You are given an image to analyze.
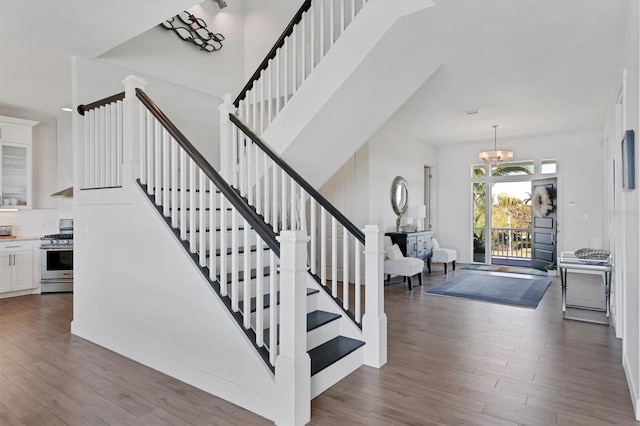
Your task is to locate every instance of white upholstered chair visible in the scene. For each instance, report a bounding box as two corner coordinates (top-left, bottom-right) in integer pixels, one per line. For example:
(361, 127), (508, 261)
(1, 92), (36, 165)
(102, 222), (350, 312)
(431, 238), (457, 274)
(383, 236), (424, 290)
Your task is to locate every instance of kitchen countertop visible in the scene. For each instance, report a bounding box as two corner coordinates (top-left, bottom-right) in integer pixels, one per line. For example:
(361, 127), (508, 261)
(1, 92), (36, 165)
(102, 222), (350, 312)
(0, 235), (42, 242)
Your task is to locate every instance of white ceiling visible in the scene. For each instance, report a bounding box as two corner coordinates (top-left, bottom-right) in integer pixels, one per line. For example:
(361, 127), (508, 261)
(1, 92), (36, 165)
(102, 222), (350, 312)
(0, 0), (630, 144)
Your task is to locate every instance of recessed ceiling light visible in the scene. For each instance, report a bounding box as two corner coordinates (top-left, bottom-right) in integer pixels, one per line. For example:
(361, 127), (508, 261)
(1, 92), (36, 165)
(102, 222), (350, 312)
(465, 109), (480, 115)
(61, 107), (73, 112)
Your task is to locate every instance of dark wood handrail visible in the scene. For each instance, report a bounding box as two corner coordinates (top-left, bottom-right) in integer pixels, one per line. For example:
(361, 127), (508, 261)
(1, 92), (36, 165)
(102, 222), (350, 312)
(233, 0), (313, 107)
(136, 89), (281, 257)
(229, 114), (365, 244)
(77, 92), (125, 116)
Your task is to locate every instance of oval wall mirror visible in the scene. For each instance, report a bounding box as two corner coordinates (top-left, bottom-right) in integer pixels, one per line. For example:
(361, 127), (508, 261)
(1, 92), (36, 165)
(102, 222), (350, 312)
(391, 176), (409, 216)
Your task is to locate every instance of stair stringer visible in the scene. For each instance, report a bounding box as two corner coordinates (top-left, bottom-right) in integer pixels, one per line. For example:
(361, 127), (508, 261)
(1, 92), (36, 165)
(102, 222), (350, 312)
(70, 184), (279, 422)
(262, 0), (443, 188)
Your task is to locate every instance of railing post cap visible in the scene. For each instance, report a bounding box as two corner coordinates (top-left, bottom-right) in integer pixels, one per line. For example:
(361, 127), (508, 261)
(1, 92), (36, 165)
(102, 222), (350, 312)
(364, 225), (380, 233)
(276, 230), (311, 243)
(122, 75), (148, 88)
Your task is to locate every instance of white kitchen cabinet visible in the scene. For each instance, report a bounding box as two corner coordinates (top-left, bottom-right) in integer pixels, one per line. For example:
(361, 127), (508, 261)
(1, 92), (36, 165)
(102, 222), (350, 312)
(0, 116), (38, 209)
(0, 242), (34, 294)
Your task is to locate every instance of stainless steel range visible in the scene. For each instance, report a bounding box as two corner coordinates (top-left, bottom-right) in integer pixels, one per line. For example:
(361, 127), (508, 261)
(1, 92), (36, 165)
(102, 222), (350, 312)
(40, 219), (73, 293)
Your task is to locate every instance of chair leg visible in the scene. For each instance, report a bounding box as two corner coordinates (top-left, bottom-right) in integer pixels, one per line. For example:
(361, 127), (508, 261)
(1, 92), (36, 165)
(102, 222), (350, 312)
(418, 272), (423, 287)
(407, 276), (413, 290)
(427, 259), (432, 274)
(452, 260), (456, 270)
(444, 263), (448, 274)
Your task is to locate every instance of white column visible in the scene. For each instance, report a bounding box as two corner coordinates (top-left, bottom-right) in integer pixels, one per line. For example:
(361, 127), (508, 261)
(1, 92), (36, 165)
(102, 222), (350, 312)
(362, 225), (387, 368)
(275, 230), (311, 426)
(121, 75), (148, 187)
(219, 93), (236, 181)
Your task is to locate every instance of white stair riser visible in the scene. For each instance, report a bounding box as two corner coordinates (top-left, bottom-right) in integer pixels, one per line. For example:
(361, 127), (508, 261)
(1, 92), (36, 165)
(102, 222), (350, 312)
(306, 291), (318, 314)
(310, 346), (364, 399)
(224, 279), (274, 300)
(186, 229), (256, 249)
(307, 320), (340, 352)
(214, 249), (271, 272)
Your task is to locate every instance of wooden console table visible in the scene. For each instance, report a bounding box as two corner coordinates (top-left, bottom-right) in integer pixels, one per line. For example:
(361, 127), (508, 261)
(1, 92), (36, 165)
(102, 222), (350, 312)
(385, 230), (433, 273)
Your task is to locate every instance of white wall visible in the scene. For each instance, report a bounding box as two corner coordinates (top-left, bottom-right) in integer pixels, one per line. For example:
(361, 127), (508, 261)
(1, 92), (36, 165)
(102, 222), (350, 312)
(99, 1), (246, 98)
(73, 57), (222, 170)
(243, 0), (302, 79)
(601, 0), (640, 418)
(320, 120), (438, 232)
(71, 185), (277, 421)
(438, 132), (604, 263)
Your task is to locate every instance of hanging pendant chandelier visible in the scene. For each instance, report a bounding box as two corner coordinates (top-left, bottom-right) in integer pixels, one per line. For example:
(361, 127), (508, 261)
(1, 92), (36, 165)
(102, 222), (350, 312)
(479, 124), (513, 165)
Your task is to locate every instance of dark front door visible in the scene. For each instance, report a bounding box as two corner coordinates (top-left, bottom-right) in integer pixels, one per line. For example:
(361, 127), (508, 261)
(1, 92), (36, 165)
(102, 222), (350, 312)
(531, 178), (557, 270)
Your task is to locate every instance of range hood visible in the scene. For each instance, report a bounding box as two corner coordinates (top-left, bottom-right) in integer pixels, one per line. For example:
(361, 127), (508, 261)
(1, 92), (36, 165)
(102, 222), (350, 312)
(51, 187), (74, 198)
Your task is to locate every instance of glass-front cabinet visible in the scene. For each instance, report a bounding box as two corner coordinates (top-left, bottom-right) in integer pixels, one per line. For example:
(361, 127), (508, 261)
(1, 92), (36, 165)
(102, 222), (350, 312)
(0, 116), (37, 209)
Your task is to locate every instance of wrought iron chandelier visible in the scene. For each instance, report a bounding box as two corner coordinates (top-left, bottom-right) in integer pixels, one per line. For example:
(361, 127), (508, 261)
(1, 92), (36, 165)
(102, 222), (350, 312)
(479, 124), (513, 166)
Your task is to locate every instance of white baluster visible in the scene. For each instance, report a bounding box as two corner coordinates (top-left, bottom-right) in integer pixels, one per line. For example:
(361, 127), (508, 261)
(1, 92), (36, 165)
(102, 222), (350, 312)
(269, 251), (277, 365)
(209, 180), (216, 282)
(105, 105), (112, 187)
(320, 208), (326, 286)
(239, 136), (246, 197)
(171, 138), (178, 228)
(231, 207), (239, 311)
(351, 0), (356, 21)
(162, 129), (170, 213)
(301, 10), (306, 81)
(260, 71), (265, 134)
(247, 139), (253, 205)
(272, 161), (278, 232)
(263, 152), (269, 224)
(85, 109), (92, 188)
(252, 83), (258, 132)
(293, 23), (298, 92)
(267, 62), (273, 125)
(146, 111), (154, 194)
(180, 148), (187, 240)
(311, 3), (316, 68)
(343, 227), (349, 309)
(355, 238), (361, 323)
(220, 195), (228, 297)
(300, 188), (306, 231)
(232, 125), (239, 188)
(310, 199), (316, 275)
(189, 158), (196, 253)
(276, 51), (281, 114)
(99, 106), (106, 188)
(281, 169), (287, 230)
(284, 39), (289, 106)
(154, 121), (162, 204)
(256, 233), (264, 346)
(330, 0), (335, 46)
(255, 144), (261, 215)
(340, 0), (345, 33)
(243, 218), (250, 329)
(199, 170), (206, 267)
(290, 180), (296, 229)
(116, 101), (123, 186)
(331, 216), (337, 297)
(320, 0), (326, 57)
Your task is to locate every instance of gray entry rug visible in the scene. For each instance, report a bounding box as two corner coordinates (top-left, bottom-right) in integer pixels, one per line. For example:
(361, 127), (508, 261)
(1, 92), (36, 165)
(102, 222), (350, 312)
(426, 273), (551, 308)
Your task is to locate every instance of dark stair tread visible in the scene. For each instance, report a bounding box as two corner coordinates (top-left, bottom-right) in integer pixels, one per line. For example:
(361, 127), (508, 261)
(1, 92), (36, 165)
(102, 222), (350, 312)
(307, 310), (341, 332)
(309, 336), (365, 376)
(188, 227), (247, 233)
(152, 187), (219, 193)
(210, 245), (270, 257)
(226, 266), (275, 285)
(238, 288), (319, 314)
(263, 310), (341, 345)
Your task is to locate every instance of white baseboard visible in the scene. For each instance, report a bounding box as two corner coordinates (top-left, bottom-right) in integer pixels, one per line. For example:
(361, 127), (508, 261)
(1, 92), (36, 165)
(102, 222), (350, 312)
(623, 351), (640, 420)
(70, 320), (275, 422)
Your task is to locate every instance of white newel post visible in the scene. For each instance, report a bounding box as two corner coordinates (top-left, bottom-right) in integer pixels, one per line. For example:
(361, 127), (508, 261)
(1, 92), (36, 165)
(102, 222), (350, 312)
(362, 225), (387, 368)
(275, 230), (311, 426)
(219, 93), (235, 182)
(122, 75), (148, 187)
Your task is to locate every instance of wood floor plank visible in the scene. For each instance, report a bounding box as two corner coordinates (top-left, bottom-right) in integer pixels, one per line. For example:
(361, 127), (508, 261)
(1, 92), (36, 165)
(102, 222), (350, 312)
(0, 376), (45, 418)
(0, 271), (636, 425)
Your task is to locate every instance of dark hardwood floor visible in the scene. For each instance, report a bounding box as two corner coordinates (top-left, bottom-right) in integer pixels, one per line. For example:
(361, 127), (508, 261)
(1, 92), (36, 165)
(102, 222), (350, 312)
(0, 268), (636, 425)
